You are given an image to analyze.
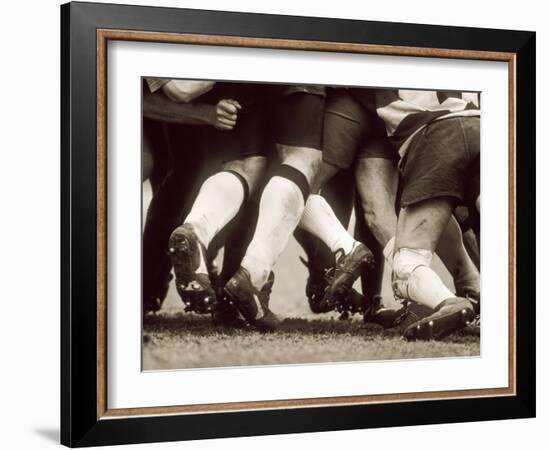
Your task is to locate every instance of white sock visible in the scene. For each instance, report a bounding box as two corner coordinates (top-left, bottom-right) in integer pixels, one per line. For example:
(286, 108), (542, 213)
(298, 194), (355, 255)
(393, 248), (454, 309)
(185, 172), (245, 274)
(242, 176), (305, 289)
(383, 236), (395, 266)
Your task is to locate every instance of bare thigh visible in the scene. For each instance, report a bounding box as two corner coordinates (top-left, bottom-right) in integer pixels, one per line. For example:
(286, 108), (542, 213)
(395, 197), (455, 252)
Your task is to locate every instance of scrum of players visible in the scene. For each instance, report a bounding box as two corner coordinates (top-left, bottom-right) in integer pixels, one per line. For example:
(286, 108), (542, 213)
(142, 78), (481, 341)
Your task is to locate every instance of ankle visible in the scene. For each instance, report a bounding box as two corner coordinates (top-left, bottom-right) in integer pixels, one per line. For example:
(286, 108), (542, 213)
(241, 257), (270, 290)
(184, 220), (209, 248)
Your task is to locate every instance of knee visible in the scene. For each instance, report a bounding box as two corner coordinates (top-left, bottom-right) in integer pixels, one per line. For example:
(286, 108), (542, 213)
(306, 159), (324, 193)
(279, 145), (322, 185)
(242, 156), (268, 175)
(242, 159), (268, 193)
(392, 248), (433, 299)
(222, 157), (267, 195)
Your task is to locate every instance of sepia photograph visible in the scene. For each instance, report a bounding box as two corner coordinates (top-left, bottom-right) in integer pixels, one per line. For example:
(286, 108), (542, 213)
(141, 79), (481, 370)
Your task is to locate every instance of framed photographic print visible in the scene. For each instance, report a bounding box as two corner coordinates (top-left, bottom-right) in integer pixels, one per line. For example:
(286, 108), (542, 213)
(61, 1), (536, 447)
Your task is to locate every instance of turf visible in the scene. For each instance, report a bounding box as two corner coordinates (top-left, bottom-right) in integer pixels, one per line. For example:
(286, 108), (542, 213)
(143, 309), (480, 370)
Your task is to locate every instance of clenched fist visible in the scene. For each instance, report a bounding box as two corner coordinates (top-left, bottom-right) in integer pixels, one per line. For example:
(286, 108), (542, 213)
(211, 99), (242, 130)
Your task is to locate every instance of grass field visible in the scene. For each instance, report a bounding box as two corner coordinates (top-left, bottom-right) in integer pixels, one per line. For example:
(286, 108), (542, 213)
(142, 184), (480, 371)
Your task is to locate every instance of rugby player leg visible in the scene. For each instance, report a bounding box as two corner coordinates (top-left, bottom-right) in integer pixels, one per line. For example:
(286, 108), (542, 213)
(453, 206), (480, 270)
(354, 156), (402, 322)
(169, 90), (269, 314)
(435, 215), (480, 311)
(354, 199), (386, 319)
(206, 152), (272, 327)
(298, 89), (376, 312)
(223, 144), (317, 331)
(294, 168), (356, 314)
(393, 197), (463, 317)
(463, 227), (480, 270)
(142, 119), (160, 313)
(394, 117), (479, 341)
(224, 89), (326, 331)
(143, 83), (246, 315)
(298, 190), (373, 312)
(143, 123), (205, 314)
(244, 142), (322, 283)
(183, 156), (266, 252)
(213, 205), (263, 328)
(380, 214), (481, 331)
(345, 92), (400, 316)
(355, 157), (398, 257)
(440, 142), (482, 322)
(169, 155), (267, 313)
(395, 201), (477, 341)
(319, 169), (366, 317)
(356, 156), (480, 327)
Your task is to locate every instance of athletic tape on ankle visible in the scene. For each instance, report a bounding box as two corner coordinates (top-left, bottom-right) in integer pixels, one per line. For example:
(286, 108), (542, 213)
(274, 164), (310, 202)
(392, 248), (432, 300)
(221, 169), (250, 202)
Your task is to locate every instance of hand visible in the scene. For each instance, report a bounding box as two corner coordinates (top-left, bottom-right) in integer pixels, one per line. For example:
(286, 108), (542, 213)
(212, 99), (241, 130)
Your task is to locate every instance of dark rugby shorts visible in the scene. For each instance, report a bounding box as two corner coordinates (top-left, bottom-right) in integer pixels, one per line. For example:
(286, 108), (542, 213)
(264, 84), (326, 149)
(323, 89), (396, 169)
(203, 83), (326, 161)
(400, 116), (480, 209)
(202, 83), (271, 162)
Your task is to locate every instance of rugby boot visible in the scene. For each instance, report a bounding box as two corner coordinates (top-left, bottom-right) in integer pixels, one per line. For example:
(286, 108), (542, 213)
(335, 288), (369, 319)
(403, 297), (475, 341)
(456, 288), (480, 315)
(211, 286), (247, 328)
(168, 224), (216, 314)
(299, 257), (330, 313)
(224, 268), (279, 332)
(456, 289), (481, 332)
(320, 242), (374, 312)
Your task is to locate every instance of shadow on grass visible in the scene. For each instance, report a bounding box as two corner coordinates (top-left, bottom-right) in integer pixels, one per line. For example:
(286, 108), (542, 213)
(143, 311), (479, 344)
